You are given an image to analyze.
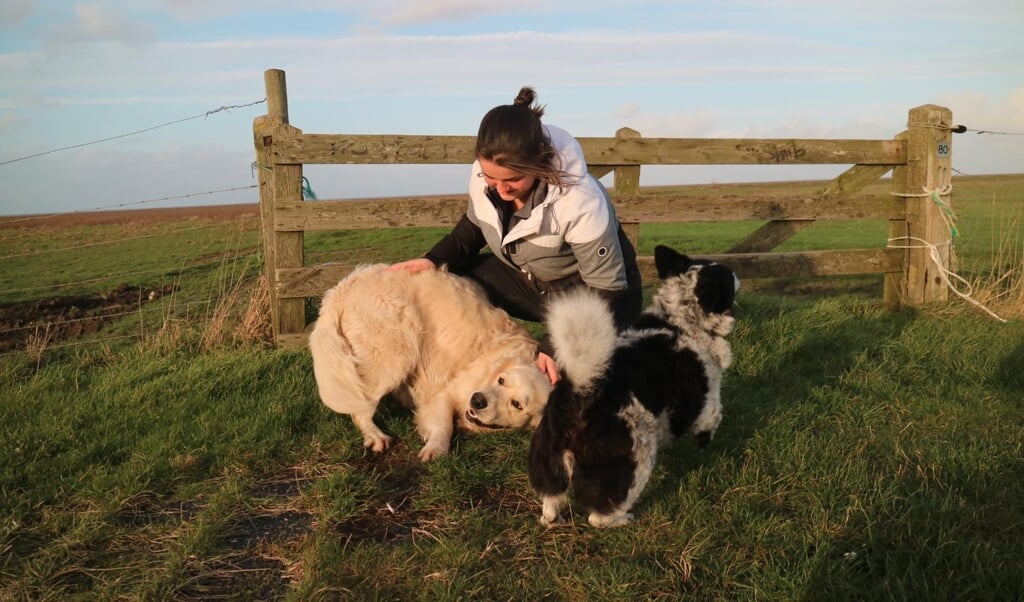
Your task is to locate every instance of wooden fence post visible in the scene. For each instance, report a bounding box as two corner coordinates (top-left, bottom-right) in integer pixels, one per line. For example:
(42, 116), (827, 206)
(613, 127), (641, 250)
(884, 131), (909, 305)
(893, 104), (953, 305)
(612, 127), (641, 195)
(254, 69), (306, 346)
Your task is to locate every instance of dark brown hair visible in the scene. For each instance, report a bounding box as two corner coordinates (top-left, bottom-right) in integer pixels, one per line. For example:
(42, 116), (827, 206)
(475, 87), (572, 187)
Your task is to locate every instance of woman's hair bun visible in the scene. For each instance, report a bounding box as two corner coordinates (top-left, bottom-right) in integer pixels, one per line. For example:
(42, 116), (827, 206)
(513, 87), (536, 106)
(512, 86), (544, 118)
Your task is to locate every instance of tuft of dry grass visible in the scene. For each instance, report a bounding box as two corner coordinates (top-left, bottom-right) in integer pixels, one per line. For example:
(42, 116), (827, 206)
(965, 210), (1024, 321)
(25, 324), (54, 372)
(192, 220), (273, 350)
(237, 273), (273, 346)
(140, 252), (271, 353)
(197, 267), (272, 350)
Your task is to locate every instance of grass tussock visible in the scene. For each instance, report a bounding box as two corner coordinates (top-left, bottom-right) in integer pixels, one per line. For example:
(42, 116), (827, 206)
(967, 209), (1024, 320)
(199, 254), (273, 351)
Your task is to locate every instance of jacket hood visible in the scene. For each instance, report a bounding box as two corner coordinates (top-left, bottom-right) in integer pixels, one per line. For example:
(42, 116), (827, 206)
(544, 124), (588, 196)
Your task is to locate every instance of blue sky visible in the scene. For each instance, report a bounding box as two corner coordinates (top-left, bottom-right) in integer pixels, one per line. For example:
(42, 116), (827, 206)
(0, 0), (1021, 215)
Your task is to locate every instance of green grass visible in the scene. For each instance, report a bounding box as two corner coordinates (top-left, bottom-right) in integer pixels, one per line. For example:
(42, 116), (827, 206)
(0, 217), (262, 304)
(1, 175), (1023, 600)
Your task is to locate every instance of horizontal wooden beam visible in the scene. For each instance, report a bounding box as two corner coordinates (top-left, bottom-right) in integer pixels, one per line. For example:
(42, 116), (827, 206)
(270, 134), (476, 165)
(276, 248), (902, 299)
(611, 192), (903, 222)
(268, 133), (906, 166)
(658, 248), (902, 280)
(277, 262), (371, 299)
(584, 138), (905, 166)
(271, 193), (904, 232)
(273, 196), (466, 231)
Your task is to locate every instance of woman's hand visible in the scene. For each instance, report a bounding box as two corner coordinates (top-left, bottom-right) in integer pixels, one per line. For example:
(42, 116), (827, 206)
(537, 351), (560, 385)
(386, 258), (436, 273)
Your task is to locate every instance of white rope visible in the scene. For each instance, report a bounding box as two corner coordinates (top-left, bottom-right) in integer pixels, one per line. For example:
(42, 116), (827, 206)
(890, 183), (953, 198)
(888, 185), (1007, 323)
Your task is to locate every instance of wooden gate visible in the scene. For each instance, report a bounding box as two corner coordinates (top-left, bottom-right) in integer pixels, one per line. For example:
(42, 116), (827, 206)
(253, 69), (954, 348)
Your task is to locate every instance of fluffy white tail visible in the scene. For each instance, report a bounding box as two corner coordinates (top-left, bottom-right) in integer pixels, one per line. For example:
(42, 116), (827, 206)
(545, 288), (618, 389)
(307, 288), (379, 417)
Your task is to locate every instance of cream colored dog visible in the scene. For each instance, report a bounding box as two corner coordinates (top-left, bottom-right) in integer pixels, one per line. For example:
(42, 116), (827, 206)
(309, 265), (552, 461)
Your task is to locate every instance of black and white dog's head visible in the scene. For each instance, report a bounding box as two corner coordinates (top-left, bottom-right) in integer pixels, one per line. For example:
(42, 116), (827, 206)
(650, 245), (739, 345)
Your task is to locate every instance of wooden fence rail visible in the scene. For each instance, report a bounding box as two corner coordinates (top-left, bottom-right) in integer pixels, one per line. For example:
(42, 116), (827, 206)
(253, 68), (955, 348)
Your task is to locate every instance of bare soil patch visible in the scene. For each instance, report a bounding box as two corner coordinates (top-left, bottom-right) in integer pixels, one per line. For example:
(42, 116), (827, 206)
(0, 282), (179, 353)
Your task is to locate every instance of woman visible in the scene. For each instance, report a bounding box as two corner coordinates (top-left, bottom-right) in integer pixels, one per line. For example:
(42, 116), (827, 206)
(388, 87), (642, 383)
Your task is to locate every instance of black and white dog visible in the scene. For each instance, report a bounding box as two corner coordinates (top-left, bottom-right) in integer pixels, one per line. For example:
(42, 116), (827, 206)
(528, 245), (739, 528)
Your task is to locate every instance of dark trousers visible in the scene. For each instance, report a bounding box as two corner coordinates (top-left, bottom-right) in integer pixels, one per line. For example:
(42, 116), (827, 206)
(458, 254), (548, 322)
(456, 253), (643, 329)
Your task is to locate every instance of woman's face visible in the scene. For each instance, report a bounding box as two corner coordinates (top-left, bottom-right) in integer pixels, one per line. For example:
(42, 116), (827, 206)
(478, 157), (537, 203)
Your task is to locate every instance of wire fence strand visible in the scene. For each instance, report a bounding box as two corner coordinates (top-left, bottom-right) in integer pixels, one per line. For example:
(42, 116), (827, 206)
(0, 100), (266, 167)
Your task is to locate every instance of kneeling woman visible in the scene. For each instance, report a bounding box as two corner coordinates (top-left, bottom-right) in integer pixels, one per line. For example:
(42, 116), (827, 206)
(388, 87), (642, 384)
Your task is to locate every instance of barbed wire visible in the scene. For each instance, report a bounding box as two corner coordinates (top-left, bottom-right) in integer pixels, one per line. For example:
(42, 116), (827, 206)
(4, 333), (144, 357)
(0, 289), (270, 358)
(0, 99), (267, 167)
(0, 284), (264, 338)
(951, 125), (1024, 136)
(0, 100), (275, 358)
(1, 303), (199, 338)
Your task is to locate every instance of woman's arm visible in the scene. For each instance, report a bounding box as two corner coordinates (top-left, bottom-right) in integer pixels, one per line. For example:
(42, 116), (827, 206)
(424, 213), (487, 271)
(387, 213), (485, 273)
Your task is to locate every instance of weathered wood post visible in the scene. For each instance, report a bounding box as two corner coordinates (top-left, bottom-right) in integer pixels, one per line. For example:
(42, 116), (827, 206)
(889, 104), (953, 305)
(613, 127), (641, 250)
(253, 68), (306, 346)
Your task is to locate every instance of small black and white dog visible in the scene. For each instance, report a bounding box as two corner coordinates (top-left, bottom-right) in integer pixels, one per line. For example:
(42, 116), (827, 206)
(528, 245), (739, 528)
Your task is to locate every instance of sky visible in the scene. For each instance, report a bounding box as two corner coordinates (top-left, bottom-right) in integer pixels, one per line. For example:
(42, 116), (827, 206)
(0, 0), (1022, 216)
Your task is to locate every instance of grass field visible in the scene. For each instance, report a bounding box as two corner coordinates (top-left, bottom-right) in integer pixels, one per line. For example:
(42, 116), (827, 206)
(1, 175), (1023, 600)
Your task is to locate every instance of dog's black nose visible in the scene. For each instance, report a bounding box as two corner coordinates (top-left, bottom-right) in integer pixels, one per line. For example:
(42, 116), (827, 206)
(694, 431), (713, 449)
(470, 392), (488, 410)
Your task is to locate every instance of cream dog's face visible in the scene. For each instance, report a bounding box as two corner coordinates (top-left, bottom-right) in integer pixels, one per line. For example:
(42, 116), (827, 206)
(460, 360), (552, 432)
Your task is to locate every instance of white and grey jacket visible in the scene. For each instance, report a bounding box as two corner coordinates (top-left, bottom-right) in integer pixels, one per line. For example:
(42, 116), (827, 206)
(426, 124), (639, 298)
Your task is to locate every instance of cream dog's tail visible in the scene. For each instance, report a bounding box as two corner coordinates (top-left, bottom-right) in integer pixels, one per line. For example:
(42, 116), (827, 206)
(308, 301), (364, 415)
(545, 288), (618, 391)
